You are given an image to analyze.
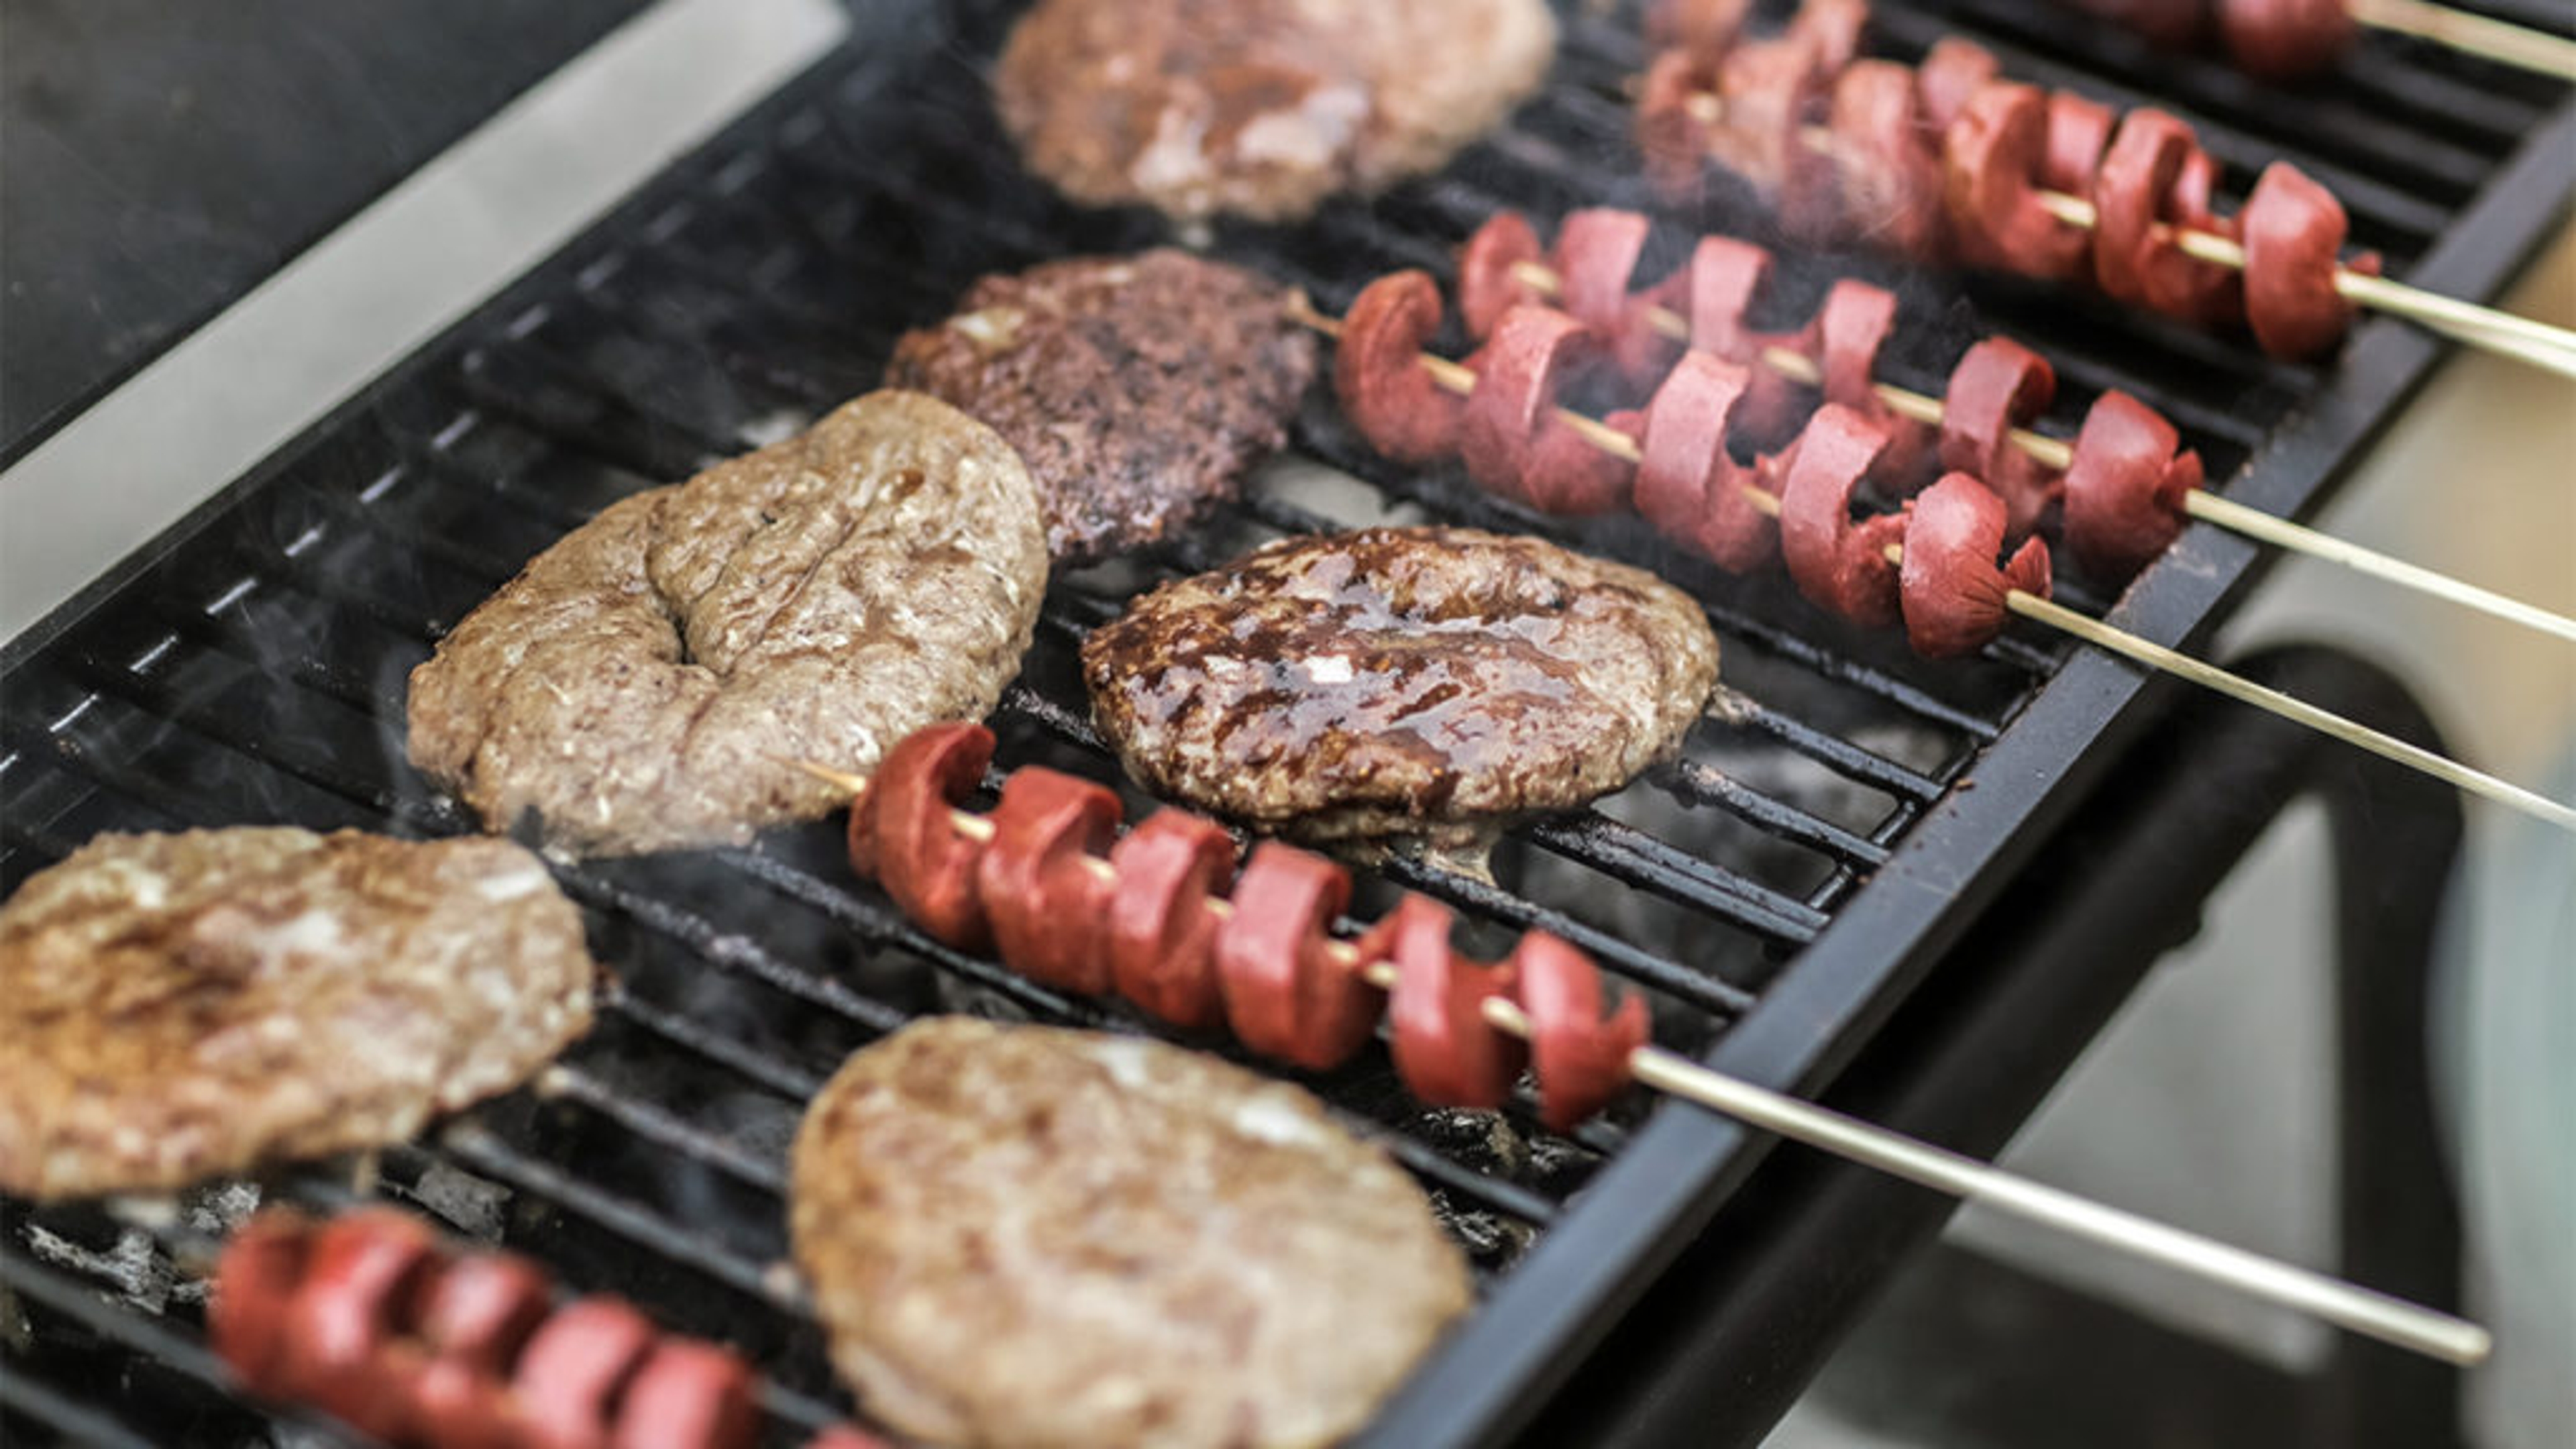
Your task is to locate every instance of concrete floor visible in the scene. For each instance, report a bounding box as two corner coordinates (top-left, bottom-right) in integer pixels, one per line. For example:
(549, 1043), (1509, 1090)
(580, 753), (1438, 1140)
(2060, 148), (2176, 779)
(2, 1), (2567, 1443)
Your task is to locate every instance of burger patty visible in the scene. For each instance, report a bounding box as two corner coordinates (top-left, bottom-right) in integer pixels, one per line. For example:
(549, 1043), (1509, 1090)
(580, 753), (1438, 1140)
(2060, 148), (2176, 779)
(790, 1018), (1470, 1449)
(995, 0), (1558, 225)
(885, 251), (1317, 564)
(407, 390), (1046, 857)
(0, 828), (596, 1201)
(1082, 526), (1722, 852)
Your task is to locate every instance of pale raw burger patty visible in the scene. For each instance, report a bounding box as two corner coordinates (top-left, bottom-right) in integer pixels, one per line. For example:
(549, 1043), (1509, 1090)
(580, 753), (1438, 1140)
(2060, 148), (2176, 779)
(0, 828), (595, 1201)
(1081, 526), (1722, 853)
(407, 390), (1046, 857)
(995, 0), (1558, 225)
(884, 250), (1317, 564)
(792, 1018), (1470, 1449)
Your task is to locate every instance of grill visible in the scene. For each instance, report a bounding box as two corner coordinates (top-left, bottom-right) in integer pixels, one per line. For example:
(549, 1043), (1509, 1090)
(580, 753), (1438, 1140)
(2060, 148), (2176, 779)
(3, 1), (2568, 1445)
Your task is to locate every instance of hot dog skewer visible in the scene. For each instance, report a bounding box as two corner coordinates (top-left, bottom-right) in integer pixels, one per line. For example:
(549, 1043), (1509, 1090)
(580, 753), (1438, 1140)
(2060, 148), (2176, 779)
(205, 1207), (885, 1449)
(1471, 211), (2576, 641)
(1289, 288), (2576, 830)
(1635, 6), (2576, 376)
(2066, 0), (2576, 82)
(2349, 0), (2576, 79)
(788, 725), (2492, 1367)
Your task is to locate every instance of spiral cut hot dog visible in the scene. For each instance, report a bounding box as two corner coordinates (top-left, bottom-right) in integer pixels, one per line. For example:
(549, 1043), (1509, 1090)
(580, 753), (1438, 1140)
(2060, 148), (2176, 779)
(209, 1208), (881, 1449)
(1336, 268), (2100, 657)
(2054, 0), (2358, 82)
(1635, 0), (2381, 358)
(849, 722), (1650, 1132)
(1450, 207), (2206, 578)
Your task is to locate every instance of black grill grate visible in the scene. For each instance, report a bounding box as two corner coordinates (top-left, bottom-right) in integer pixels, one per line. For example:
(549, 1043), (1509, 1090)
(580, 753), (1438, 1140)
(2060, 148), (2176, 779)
(4, 2), (2569, 1445)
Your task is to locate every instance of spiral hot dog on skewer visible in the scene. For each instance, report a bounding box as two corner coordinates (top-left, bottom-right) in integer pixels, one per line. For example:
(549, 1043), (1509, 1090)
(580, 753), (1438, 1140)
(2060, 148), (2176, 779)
(1444, 209), (2211, 575)
(857, 724), (1650, 1133)
(1334, 266), (2162, 659)
(207, 1208), (825, 1449)
(1635, 0), (2378, 358)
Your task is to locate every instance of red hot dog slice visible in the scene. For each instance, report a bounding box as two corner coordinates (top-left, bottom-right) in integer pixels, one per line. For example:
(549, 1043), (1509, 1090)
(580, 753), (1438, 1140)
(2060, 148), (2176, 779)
(1637, 352), (1779, 574)
(977, 768), (1123, 995)
(1106, 808), (1239, 1032)
(2094, 110), (2241, 326)
(1899, 475), (2053, 658)
(1815, 281), (1930, 486)
(1828, 62), (1946, 264)
(1779, 404), (1905, 628)
(2221, 0), (2356, 80)
(411, 1252), (557, 1449)
(1457, 212), (1546, 341)
(1218, 843), (1377, 1071)
(2041, 92), (2115, 197)
(1786, 0), (1869, 78)
(1916, 38), (2000, 140)
(853, 720), (995, 951)
(1680, 236), (1807, 441)
(1711, 40), (1837, 241)
(1462, 306), (1593, 506)
(209, 1210), (318, 1397)
(1554, 208), (1678, 387)
(275, 1210), (445, 1442)
(1646, 0), (1754, 62)
(610, 1339), (761, 1449)
(1379, 895), (1525, 1111)
(511, 1297), (660, 1449)
(1635, 47), (1723, 202)
(2062, 390), (2204, 580)
(1511, 932), (1648, 1132)
(1520, 405), (1642, 516)
(1335, 271), (1467, 464)
(1939, 337), (2063, 539)
(2242, 162), (2372, 358)
(1945, 82), (2092, 281)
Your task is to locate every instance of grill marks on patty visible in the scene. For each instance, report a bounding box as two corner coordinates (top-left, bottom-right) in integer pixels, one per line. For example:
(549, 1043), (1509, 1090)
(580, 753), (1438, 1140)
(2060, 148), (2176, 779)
(791, 1018), (1470, 1449)
(406, 390), (1046, 857)
(885, 251), (1318, 564)
(0, 828), (596, 1201)
(1082, 527), (1723, 855)
(995, 0), (1558, 225)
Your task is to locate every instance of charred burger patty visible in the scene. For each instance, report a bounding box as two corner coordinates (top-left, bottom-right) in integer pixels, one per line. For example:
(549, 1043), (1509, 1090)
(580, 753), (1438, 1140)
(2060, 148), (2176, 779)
(885, 250), (1317, 564)
(1081, 526), (1722, 852)
(791, 1017), (1470, 1449)
(0, 828), (596, 1201)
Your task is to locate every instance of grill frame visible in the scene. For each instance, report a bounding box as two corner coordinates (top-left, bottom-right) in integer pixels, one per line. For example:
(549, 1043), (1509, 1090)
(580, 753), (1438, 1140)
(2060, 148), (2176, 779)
(4, 1), (2571, 1445)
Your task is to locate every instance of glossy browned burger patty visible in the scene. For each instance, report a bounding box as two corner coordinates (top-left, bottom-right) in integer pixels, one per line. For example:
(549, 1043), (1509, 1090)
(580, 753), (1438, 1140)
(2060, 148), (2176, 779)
(885, 250), (1316, 564)
(790, 1018), (1469, 1449)
(407, 390), (1046, 857)
(995, 0), (1558, 225)
(1081, 527), (1721, 852)
(0, 828), (595, 1201)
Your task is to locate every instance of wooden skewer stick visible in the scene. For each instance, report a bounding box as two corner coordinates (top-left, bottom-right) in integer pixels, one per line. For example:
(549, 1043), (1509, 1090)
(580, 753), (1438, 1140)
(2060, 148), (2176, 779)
(2351, 0), (2576, 80)
(785, 756), (2493, 1366)
(1501, 257), (2576, 642)
(1671, 93), (2576, 379)
(1285, 295), (2576, 830)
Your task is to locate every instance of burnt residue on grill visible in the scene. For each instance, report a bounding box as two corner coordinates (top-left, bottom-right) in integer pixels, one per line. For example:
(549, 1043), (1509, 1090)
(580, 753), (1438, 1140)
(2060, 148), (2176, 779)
(6, 0), (2571, 1445)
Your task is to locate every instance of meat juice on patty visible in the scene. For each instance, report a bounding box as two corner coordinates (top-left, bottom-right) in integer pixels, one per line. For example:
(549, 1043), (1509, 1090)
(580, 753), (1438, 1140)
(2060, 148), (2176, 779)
(1082, 526), (1722, 859)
